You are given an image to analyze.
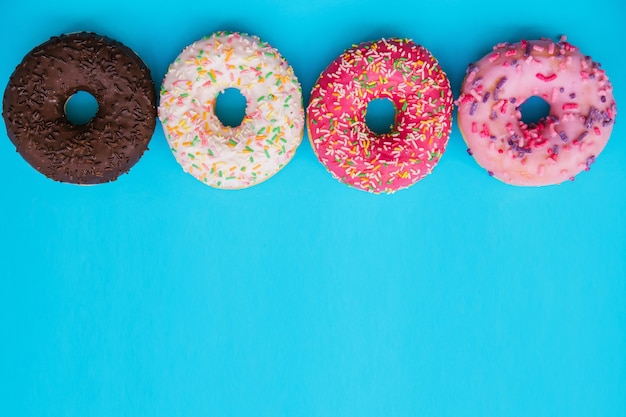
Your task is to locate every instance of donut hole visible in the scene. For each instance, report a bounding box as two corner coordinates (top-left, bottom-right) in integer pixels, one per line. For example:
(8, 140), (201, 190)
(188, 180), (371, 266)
(365, 98), (396, 135)
(215, 88), (247, 128)
(64, 90), (99, 126)
(519, 95), (551, 126)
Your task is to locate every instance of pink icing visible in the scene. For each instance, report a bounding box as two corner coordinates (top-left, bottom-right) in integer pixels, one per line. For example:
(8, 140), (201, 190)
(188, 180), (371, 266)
(307, 38), (453, 194)
(457, 37), (617, 186)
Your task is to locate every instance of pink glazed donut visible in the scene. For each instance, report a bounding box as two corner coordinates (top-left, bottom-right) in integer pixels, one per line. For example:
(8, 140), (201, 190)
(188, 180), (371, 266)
(307, 38), (453, 194)
(457, 37), (617, 186)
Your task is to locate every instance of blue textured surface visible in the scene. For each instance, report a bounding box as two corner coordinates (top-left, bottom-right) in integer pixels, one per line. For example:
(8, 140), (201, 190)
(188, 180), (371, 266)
(1, 1), (625, 416)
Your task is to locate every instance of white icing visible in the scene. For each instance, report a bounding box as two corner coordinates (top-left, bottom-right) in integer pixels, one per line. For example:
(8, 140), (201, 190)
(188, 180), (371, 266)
(159, 32), (304, 189)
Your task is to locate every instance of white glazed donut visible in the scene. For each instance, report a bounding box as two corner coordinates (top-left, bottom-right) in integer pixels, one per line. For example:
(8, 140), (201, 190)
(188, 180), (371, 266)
(159, 31), (304, 189)
(457, 37), (617, 186)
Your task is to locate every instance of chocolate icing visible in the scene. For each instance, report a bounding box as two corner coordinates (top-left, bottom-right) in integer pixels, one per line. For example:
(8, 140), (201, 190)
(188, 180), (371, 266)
(2, 32), (157, 184)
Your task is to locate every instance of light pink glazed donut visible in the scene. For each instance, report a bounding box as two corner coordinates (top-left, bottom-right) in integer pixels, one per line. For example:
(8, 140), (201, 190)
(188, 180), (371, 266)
(457, 37), (617, 186)
(307, 38), (453, 194)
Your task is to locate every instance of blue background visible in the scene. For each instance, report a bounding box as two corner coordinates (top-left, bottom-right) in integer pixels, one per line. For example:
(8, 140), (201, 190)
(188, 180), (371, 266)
(1, 1), (625, 416)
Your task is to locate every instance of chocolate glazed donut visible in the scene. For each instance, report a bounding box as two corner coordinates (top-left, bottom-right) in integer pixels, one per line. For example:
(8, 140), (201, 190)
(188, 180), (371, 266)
(2, 32), (157, 184)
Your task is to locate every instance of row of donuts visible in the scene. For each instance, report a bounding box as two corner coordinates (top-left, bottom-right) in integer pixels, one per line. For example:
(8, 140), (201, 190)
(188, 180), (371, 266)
(2, 31), (617, 193)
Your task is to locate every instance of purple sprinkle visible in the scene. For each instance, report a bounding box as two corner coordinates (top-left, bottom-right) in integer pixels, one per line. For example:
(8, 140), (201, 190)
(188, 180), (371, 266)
(549, 115), (560, 125)
(488, 170), (494, 176)
(466, 63), (478, 74)
(490, 111), (498, 120)
(496, 77), (508, 89)
(489, 135), (497, 140)
(558, 131), (568, 142)
(601, 96), (606, 103)
(467, 148), (473, 156)
(472, 77), (483, 87)
(493, 89), (499, 101)
(559, 87), (565, 93)
(510, 97), (517, 104)
(576, 131), (588, 142)
(524, 43), (531, 57)
(586, 155), (596, 168)
(585, 107), (597, 128)
(470, 101), (478, 116)
(508, 134), (520, 148)
(482, 91), (490, 103)
(569, 93), (576, 99)
(552, 145), (559, 155)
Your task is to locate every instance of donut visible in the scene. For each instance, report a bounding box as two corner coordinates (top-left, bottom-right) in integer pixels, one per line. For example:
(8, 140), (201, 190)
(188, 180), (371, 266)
(2, 32), (157, 184)
(306, 38), (453, 194)
(457, 37), (617, 186)
(158, 31), (304, 189)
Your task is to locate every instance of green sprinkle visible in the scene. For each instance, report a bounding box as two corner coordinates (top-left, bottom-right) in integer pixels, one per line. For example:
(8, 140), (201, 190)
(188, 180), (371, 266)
(264, 149), (271, 159)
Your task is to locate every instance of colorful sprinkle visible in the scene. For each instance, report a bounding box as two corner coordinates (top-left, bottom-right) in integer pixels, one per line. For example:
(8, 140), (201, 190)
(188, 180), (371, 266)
(307, 38), (453, 194)
(158, 32), (304, 189)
